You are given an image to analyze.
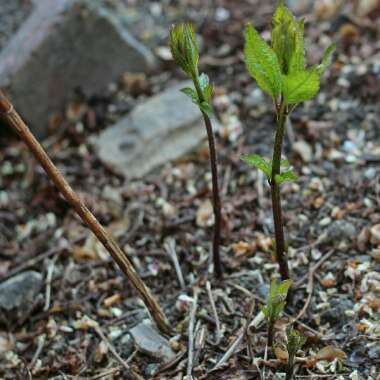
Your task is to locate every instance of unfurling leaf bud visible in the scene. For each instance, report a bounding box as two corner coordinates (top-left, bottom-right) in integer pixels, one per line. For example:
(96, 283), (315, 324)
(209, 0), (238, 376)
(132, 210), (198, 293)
(169, 23), (199, 78)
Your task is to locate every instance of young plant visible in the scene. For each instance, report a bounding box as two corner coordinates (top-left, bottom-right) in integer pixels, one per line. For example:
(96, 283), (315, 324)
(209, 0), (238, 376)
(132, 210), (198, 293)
(285, 326), (306, 380)
(261, 278), (292, 347)
(241, 0), (335, 291)
(169, 23), (223, 278)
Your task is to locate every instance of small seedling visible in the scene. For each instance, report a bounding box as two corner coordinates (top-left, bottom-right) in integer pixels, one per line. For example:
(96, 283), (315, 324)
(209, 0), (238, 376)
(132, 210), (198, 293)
(262, 278), (292, 347)
(285, 326), (306, 380)
(169, 23), (223, 278)
(241, 0), (335, 293)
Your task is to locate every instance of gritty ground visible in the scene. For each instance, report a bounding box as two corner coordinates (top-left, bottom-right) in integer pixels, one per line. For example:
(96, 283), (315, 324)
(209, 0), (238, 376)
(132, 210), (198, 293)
(0, 0), (380, 379)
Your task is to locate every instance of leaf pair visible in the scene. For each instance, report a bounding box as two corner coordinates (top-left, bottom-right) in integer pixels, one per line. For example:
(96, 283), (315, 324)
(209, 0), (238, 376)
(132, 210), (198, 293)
(181, 73), (214, 115)
(241, 154), (297, 184)
(261, 278), (292, 322)
(244, 0), (336, 106)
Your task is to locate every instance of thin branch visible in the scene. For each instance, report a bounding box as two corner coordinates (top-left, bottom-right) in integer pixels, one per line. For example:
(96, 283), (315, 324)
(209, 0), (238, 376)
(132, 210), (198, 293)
(28, 334), (46, 370)
(0, 91), (171, 335)
(93, 323), (142, 380)
(212, 298), (255, 371)
(186, 289), (199, 379)
(164, 238), (186, 289)
(206, 281), (221, 344)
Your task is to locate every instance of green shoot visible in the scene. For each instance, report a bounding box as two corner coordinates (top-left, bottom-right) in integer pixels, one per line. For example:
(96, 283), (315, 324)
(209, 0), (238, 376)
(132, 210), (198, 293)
(169, 23), (222, 278)
(285, 327), (306, 380)
(242, 0), (335, 295)
(262, 278), (292, 347)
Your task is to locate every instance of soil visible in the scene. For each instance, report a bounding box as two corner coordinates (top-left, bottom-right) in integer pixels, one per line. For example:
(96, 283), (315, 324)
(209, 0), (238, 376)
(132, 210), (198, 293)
(0, 0), (379, 379)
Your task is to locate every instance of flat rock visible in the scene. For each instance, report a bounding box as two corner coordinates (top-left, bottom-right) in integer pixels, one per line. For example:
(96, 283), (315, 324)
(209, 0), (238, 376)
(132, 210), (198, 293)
(92, 81), (216, 178)
(0, 0), (33, 50)
(0, 271), (43, 313)
(327, 220), (357, 242)
(130, 322), (174, 361)
(286, 0), (314, 14)
(0, 0), (155, 137)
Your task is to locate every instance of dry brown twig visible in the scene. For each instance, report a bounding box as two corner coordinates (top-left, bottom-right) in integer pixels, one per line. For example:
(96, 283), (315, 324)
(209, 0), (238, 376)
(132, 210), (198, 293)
(0, 90), (171, 335)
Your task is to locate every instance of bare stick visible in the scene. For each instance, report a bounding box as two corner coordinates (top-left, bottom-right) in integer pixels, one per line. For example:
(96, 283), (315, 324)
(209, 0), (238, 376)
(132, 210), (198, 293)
(164, 238), (186, 289)
(43, 255), (58, 312)
(0, 91), (171, 335)
(28, 334), (46, 370)
(90, 367), (121, 380)
(212, 299), (255, 371)
(206, 281), (221, 344)
(186, 289), (199, 379)
(93, 323), (142, 380)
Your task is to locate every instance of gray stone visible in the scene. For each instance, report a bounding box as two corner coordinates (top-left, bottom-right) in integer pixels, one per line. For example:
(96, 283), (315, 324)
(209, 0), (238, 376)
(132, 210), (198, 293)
(286, 0), (314, 14)
(119, 333), (135, 358)
(0, 0), (34, 50)
(320, 296), (354, 325)
(245, 88), (264, 108)
(130, 322), (175, 361)
(326, 220), (357, 243)
(92, 81), (216, 178)
(0, 0), (155, 137)
(0, 271), (43, 312)
(257, 283), (269, 299)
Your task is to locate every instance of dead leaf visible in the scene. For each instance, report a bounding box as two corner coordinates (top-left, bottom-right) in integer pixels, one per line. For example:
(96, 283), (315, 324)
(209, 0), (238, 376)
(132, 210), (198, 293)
(371, 249), (380, 262)
(256, 233), (273, 252)
(339, 24), (359, 47)
(315, 345), (347, 361)
(274, 346), (288, 363)
(231, 241), (256, 256)
(196, 200), (214, 227)
(314, 0), (342, 19)
(370, 224), (380, 244)
(103, 294), (122, 308)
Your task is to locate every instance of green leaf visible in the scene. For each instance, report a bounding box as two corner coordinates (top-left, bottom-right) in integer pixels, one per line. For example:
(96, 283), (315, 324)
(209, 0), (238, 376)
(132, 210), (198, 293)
(244, 23), (282, 99)
(277, 279), (293, 296)
(199, 73), (213, 102)
(169, 23), (199, 77)
(199, 101), (213, 116)
(273, 0), (294, 26)
(275, 169), (298, 184)
(264, 279), (293, 322)
(272, 1), (304, 75)
(241, 154), (272, 179)
(272, 1), (296, 73)
(317, 43), (336, 76)
(283, 69), (320, 104)
(180, 87), (198, 104)
(286, 326), (306, 358)
(288, 19), (305, 73)
(204, 84), (213, 102)
(199, 73), (209, 92)
(264, 278), (290, 320)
